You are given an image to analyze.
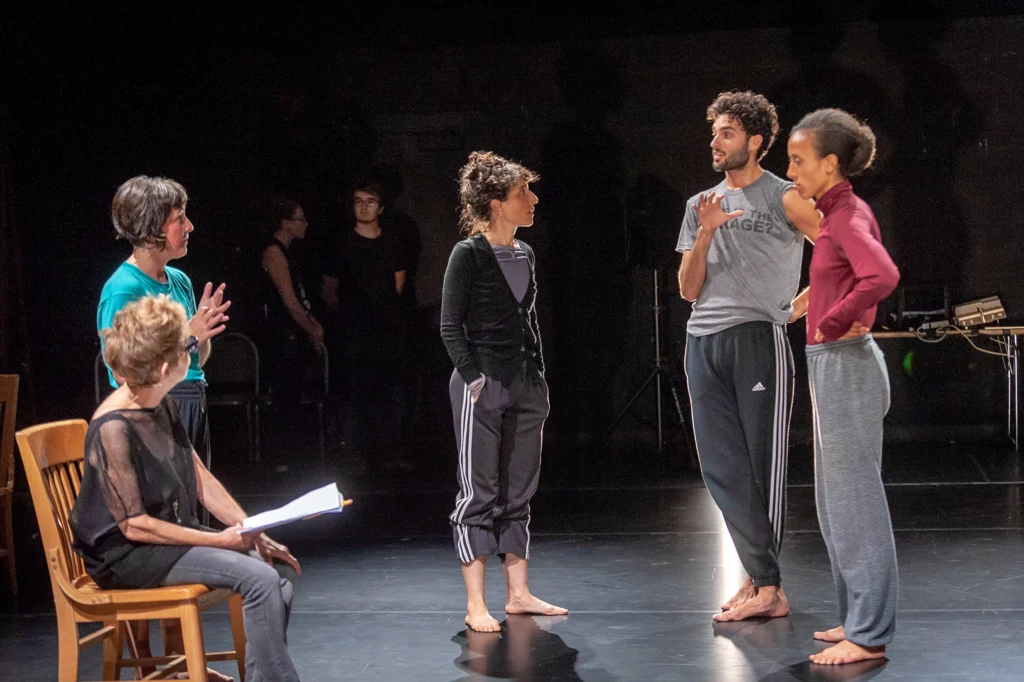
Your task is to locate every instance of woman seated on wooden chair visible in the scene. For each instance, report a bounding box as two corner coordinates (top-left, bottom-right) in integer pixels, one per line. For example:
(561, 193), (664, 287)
(70, 294), (302, 682)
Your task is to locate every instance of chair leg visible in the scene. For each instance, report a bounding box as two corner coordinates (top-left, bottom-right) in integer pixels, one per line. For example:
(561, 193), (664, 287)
(2, 495), (16, 595)
(178, 604), (209, 682)
(101, 619), (124, 681)
(55, 602), (79, 682)
(125, 619), (152, 679)
(228, 593), (247, 682)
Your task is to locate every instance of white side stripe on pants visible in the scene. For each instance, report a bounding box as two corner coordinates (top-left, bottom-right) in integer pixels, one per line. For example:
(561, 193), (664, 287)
(767, 325), (790, 552)
(451, 383), (476, 563)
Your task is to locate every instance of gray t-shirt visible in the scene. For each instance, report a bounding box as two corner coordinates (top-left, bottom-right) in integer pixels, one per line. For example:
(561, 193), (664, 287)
(492, 242), (529, 303)
(676, 170), (803, 337)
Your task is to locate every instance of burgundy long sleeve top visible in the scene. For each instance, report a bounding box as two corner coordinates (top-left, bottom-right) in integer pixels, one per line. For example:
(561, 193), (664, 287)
(807, 181), (900, 345)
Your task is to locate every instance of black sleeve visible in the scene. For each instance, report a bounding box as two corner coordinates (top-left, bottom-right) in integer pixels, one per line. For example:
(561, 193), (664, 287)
(440, 242), (482, 384)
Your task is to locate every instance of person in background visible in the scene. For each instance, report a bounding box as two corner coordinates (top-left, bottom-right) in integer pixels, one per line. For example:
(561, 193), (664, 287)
(321, 180), (411, 474)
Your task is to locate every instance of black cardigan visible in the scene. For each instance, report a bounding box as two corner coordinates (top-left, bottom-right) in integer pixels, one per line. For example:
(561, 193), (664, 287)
(440, 234), (544, 386)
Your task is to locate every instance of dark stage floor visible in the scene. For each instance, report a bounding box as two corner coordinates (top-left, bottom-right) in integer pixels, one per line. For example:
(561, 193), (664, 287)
(2, 439), (1023, 681)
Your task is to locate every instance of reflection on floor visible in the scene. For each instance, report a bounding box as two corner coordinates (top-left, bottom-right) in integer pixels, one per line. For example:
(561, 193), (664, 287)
(1, 441), (1022, 681)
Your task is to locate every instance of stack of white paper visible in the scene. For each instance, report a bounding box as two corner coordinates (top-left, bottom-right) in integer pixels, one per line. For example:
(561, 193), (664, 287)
(240, 482), (349, 534)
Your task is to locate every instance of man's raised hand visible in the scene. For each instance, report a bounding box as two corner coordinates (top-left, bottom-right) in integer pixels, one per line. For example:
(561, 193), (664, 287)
(694, 192), (744, 232)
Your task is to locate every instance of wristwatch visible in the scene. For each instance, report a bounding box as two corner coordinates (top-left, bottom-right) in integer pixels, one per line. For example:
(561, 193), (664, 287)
(185, 335), (200, 355)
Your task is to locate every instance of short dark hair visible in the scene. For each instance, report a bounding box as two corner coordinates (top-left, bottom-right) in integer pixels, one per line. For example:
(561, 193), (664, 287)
(706, 91), (780, 160)
(458, 151), (539, 236)
(268, 196), (301, 233)
(352, 180), (385, 204)
(792, 108), (877, 178)
(111, 176), (188, 249)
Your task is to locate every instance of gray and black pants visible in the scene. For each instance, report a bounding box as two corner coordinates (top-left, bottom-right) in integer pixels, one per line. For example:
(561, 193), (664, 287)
(807, 334), (898, 647)
(685, 321), (794, 587)
(449, 363), (549, 563)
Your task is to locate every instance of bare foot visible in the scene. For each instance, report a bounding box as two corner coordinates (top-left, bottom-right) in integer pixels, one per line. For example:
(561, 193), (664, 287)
(712, 586), (789, 622)
(465, 605), (501, 633)
(505, 593), (569, 616)
(810, 640), (886, 665)
(721, 577), (754, 611)
(814, 625), (845, 643)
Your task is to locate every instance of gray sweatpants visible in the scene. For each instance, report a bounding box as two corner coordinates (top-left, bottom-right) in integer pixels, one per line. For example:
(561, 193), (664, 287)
(807, 334), (898, 647)
(685, 321), (794, 587)
(449, 363), (549, 563)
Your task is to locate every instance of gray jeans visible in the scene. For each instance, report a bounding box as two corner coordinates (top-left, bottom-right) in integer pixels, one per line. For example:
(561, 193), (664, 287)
(161, 546), (298, 682)
(807, 334), (898, 647)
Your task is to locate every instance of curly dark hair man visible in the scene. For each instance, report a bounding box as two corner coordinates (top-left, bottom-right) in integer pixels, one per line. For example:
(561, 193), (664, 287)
(706, 90), (781, 161)
(675, 90), (822, 623)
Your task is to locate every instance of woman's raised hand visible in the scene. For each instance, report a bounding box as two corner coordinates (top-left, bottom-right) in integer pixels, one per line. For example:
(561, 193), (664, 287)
(190, 282), (232, 343)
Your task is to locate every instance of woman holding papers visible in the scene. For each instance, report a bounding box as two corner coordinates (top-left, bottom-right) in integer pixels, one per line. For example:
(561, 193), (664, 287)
(70, 295), (301, 682)
(441, 151), (567, 632)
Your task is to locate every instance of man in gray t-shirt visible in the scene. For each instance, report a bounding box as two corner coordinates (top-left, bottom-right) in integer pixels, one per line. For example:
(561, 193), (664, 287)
(676, 91), (819, 622)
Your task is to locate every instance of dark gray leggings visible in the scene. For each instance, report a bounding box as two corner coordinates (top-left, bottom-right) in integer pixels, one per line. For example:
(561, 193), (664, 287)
(161, 547), (298, 682)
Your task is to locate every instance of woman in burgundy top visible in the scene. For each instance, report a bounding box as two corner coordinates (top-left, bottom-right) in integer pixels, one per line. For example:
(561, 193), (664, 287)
(787, 109), (900, 666)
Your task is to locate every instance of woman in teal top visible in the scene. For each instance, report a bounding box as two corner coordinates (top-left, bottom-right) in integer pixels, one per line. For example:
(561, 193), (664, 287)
(95, 175), (233, 681)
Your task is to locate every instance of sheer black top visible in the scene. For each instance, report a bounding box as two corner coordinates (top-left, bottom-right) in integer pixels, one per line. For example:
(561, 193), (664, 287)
(70, 397), (202, 589)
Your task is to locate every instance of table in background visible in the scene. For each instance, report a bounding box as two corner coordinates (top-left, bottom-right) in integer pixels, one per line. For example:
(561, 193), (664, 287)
(873, 326), (1022, 451)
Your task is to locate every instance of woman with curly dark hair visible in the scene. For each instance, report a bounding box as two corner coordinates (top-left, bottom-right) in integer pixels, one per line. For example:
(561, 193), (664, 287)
(787, 109), (899, 666)
(440, 151), (567, 632)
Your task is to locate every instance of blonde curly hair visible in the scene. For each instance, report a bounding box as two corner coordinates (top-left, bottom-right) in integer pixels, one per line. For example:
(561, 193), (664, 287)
(101, 295), (190, 387)
(458, 151), (539, 236)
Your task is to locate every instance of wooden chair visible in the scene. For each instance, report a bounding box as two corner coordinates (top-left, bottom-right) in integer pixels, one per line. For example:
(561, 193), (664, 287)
(16, 419), (247, 682)
(0, 374), (19, 595)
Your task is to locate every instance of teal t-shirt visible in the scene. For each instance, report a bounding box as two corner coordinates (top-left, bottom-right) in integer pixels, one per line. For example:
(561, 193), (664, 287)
(97, 262), (204, 388)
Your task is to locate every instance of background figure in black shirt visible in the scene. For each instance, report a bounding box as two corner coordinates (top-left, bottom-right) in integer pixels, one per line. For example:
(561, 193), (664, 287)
(321, 180), (411, 473)
(260, 197), (325, 391)
(441, 151), (567, 633)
